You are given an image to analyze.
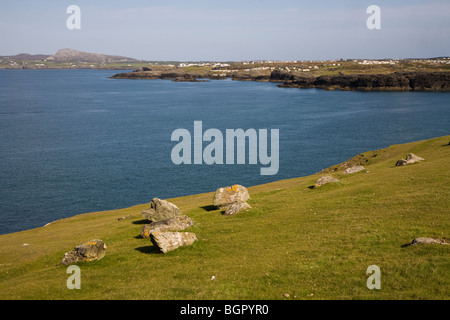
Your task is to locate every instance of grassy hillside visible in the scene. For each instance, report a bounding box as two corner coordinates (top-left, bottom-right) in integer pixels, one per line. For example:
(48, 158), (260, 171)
(0, 135), (449, 300)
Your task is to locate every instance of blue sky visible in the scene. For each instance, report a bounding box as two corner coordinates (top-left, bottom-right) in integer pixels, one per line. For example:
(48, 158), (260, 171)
(1, 0), (449, 60)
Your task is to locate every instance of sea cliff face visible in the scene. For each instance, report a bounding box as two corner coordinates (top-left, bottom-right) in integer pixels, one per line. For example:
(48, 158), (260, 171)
(112, 68), (450, 91)
(271, 70), (450, 91)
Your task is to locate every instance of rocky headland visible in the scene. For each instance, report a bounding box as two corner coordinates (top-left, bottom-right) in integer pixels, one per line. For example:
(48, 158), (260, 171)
(111, 67), (450, 91)
(271, 70), (450, 91)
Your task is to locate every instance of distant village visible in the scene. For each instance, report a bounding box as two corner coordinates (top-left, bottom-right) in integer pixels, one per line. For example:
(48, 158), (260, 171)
(172, 58), (450, 74)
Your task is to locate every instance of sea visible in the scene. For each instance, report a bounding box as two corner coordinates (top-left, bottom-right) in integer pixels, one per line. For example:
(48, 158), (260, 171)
(0, 69), (449, 234)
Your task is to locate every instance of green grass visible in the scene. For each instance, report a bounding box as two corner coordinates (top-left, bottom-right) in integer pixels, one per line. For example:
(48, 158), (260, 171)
(0, 136), (449, 300)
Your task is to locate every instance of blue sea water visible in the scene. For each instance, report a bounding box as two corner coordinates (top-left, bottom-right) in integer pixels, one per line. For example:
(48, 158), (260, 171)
(0, 69), (449, 234)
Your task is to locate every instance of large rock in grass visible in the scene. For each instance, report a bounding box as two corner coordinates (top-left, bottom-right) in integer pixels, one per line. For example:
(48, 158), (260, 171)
(314, 176), (340, 188)
(141, 215), (194, 238)
(150, 232), (198, 253)
(61, 239), (106, 265)
(213, 184), (250, 207)
(142, 198), (182, 222)
(224, 202), (252, 216)
(396, 153), (425, 166)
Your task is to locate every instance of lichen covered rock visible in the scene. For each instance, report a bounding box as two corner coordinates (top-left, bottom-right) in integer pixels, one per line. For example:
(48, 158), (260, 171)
(213, 184), (250, 207)
(141, 215), (194, 238)
(61, 239), (106, 265)
(150, 231), (197, 254)
(142, 198), (182, 222)
(223, 202), (252, 216)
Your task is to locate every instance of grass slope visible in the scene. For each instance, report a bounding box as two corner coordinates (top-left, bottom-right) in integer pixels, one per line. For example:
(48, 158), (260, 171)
(0, 136), (449, 300)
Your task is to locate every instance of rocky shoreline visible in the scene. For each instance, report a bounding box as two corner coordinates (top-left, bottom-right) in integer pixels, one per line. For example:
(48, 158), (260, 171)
(271, 70), (450, 91)
(111, 68), (450, 91)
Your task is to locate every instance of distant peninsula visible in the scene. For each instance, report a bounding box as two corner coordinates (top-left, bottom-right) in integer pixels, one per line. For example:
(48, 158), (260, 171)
(111, 59), (450, 91)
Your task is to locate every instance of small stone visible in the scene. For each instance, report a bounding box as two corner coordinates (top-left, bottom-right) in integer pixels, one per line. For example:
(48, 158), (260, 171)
(406, 153), (424, 163)
(117, 214), (133, 221)
(411, 237), (447, 245)
(314, 175), (339, 188)
(396, 153), (425, 166)
(342, 165), (365, 174)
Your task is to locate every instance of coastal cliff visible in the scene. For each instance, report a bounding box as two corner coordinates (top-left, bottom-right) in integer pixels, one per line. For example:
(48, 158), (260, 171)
(271, 70), (450, 91)
(112, 68), (450, 91)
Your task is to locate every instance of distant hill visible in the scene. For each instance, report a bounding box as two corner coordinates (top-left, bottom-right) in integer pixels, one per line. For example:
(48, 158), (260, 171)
(0, 48), (137, 63)
(49, 48), (136, 63)
(1, 53), (51, 60)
